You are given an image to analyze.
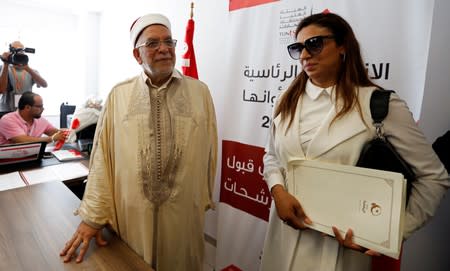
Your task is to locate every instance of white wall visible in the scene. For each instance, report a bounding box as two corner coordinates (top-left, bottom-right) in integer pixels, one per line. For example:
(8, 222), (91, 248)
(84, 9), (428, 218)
(0, 0), (101, 115)
(403, 0), (450, 270)
(419, 0), (450, 143)
(96, 0), (228, 102)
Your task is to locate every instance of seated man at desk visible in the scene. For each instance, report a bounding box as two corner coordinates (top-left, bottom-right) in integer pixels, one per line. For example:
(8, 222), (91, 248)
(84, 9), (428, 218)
(0, 92), (66, 144)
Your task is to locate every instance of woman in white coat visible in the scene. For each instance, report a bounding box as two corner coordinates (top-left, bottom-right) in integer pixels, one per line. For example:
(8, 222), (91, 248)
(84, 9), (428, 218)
(260, 12), (449, 271)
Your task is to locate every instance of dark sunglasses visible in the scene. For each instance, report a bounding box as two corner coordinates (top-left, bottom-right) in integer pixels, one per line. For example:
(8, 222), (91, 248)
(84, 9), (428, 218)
(287, 35), (335, 59)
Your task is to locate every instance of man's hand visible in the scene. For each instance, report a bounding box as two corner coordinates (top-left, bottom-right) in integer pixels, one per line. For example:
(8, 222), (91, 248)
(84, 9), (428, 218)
(52, 130), (69, 142)
(272, 184), (312, 229)
(0, 52), (11, 63)
(60, 221), (108, 263)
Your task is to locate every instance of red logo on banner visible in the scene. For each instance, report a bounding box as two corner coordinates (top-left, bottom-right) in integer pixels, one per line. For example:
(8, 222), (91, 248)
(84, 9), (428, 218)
(221, 264), (243, 271)
(229, 0), (279, 11)
(220, 140), (271, 221)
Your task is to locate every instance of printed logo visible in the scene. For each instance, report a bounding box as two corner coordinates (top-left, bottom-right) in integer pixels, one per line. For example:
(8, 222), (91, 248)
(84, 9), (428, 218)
(371, 203), (382, 216)
(360, 200), (382, 216)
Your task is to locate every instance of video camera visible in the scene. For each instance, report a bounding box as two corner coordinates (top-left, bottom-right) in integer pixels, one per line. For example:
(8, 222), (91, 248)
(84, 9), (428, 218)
(0, 45), (35, 65)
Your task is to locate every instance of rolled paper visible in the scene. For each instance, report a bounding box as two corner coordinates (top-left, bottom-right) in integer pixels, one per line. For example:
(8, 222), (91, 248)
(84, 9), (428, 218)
(54, 118), (80, 150)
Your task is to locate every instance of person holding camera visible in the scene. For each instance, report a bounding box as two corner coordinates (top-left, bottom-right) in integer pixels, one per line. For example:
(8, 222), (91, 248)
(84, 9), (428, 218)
(0, 41), (47, 113)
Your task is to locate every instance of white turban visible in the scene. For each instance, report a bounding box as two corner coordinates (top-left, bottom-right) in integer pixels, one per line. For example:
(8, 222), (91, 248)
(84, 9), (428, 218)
(130, 13), (171, 47)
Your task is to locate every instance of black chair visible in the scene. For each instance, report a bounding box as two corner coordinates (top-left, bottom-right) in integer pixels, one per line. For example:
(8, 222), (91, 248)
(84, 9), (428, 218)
(76, 123), (97, 140)
(76, 123), (97, 154)
(60, 102), (76, 128)
(0, 111), (10, 119)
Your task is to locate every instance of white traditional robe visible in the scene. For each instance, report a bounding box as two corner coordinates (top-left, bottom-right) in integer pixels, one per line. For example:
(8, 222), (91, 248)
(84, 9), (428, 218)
(78, 70), (218, 271)
(261, 85), (449, 271)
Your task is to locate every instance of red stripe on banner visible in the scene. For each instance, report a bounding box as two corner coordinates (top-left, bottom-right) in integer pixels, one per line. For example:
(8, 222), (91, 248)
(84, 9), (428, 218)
(229, 0), (279, 11)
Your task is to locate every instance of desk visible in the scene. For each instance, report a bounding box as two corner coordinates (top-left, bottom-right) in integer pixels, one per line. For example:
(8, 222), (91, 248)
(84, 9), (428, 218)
(0, 144), (90, 198)
(0, 143), (90, 175)
(0, 181), (153, 271)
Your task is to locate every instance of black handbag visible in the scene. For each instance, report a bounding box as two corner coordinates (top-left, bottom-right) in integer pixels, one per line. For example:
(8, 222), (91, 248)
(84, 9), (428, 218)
(356, 90), (416, 201)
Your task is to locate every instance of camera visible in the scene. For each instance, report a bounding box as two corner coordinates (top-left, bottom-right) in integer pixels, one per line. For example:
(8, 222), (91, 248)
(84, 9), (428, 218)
(0, 45), (35, 65)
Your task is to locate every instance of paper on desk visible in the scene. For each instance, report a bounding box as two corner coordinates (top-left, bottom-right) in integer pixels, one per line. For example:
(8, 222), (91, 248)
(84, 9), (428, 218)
(287, 159), (406, 259)
(20, 162), (89, 185)
(0, 172), (26, 191)
(45, 144), (55, 153)
(52, 149), (84, 161)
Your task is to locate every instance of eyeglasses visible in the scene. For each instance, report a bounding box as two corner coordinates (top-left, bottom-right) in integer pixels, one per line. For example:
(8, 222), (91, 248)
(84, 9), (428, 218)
(287, 35), (335, 59)
(135, 39), (177, 49)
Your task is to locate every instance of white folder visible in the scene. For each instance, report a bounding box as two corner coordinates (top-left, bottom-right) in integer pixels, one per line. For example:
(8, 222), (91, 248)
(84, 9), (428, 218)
(287, 159), (406, 259)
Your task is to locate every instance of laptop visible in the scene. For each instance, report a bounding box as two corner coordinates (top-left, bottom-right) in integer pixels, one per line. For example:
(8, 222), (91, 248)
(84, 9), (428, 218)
(0, 142), (47, 169)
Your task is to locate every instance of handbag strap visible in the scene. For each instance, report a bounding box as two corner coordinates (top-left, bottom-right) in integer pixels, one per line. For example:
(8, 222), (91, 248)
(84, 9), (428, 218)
(370, 89), (394, 123)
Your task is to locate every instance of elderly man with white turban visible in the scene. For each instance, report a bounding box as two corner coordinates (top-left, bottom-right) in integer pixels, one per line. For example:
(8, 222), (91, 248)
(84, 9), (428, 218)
(60, 13), (218, 271)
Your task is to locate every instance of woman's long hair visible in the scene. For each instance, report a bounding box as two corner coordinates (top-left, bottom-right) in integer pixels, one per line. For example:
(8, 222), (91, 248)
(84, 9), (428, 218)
(275, 13), (380, 131)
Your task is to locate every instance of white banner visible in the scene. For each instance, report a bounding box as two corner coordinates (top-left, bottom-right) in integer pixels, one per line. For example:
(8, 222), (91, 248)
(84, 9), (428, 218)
(215, 1), (434, 270)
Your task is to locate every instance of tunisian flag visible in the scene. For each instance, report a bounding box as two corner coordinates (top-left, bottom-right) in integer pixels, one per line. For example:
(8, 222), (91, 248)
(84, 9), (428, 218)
(181, 18), (198, 79)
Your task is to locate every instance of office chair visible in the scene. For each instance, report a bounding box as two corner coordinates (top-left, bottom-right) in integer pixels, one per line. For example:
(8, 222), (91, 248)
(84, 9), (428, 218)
(0, 111), (9, 119)
(60, 102), (76, 128)
(76, 123), (97, 140)
(76, 123), (97, 154)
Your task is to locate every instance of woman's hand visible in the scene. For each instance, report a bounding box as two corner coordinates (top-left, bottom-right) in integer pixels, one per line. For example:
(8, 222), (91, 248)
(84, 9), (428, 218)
(271, 184), (312, 229)
(332, 226), (381, 256)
